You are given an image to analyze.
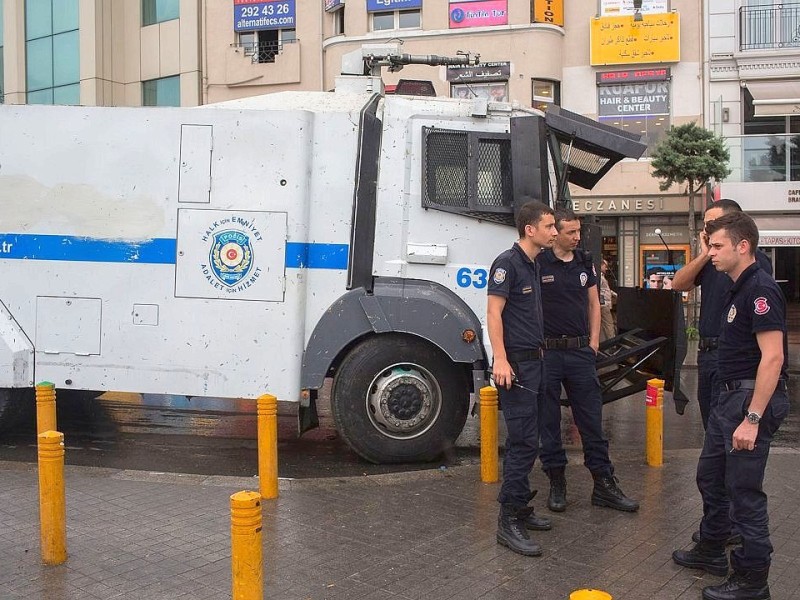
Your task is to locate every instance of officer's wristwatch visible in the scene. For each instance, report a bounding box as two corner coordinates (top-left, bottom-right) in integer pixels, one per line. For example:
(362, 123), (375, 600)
(746, 411), (762, 425)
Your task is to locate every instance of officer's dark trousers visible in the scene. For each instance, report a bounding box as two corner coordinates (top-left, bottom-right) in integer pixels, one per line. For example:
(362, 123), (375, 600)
(696, 348), (720, 430)
(539, 348), (612, 477)
(497, 360), (543, 508)
(697, 386), (790, 569)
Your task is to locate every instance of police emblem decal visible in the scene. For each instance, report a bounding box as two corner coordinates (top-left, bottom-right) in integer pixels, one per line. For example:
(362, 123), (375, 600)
(580, 272), (588, 287)
(754, 297), (770, 315)
(210, 230), (253, 287)
(727, 304), (737, 323)
(493, 268), (506, 284)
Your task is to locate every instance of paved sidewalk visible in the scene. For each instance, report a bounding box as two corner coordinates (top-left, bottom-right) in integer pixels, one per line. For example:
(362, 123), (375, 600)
(2, 439), (799, 599)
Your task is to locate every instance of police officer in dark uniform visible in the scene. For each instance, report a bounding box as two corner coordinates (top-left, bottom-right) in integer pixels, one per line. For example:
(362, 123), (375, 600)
(672, 199), (773, 430)
(536, 208), (638, 513)
(672, 212), (789, 600)
(487, 201), (557, 556)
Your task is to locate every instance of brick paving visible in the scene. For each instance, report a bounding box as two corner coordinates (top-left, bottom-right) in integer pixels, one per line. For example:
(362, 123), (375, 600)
(2, 435), (799, 599)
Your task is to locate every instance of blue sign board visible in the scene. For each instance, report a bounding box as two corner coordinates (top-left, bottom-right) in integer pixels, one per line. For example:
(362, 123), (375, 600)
(234, 0), (296, 32)
(367, 0), (422, 12)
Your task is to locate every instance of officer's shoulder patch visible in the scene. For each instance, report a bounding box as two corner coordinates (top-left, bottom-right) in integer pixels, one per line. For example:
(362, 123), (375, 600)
(754, 297), (770, 316)
(492, 268), (507, 284)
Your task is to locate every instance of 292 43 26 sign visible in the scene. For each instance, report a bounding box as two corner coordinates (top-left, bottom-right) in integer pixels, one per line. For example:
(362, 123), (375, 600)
(233, 0), (295, 32)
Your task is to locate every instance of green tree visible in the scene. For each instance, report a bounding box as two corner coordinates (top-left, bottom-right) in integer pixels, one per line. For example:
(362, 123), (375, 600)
(650, 122), (731, 325)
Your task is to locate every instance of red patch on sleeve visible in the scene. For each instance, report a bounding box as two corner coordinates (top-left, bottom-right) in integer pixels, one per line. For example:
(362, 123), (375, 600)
(753, 297), (770, 315)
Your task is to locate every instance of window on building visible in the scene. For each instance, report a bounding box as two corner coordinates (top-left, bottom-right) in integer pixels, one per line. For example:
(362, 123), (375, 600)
(238, 29), (296, 63)
(333, 6), (345, 35)
(740, 0), (800, 50)
(741, 87), (800, 181)
(532, 79), (560, 112)
(372, 9), (420, 31)
(597, 80), (671, 157)
(142, 75), (180, 106)
(142, 0), (179, 26)
(25, 0), (80, 105)
(0, 0), (4, 104)
(451, 83), (508, 101)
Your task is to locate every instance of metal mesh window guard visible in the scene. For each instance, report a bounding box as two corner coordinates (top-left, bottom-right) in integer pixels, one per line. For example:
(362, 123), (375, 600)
(422, 127), (514, 225)
(233, 39), (297, 63)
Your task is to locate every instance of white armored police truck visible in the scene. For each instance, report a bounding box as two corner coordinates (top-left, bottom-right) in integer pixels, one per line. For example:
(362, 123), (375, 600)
(0, 45), (673, 463)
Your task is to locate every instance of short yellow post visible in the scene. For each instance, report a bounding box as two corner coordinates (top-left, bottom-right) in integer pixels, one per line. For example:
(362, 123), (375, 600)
(257, 394), (279, 500)
(38, 430), (67, 565)
(230, 490), (263, 600)
(646, 378), (664, 467)
(36, 382), (57, 436)
(570, 589), (613, 600)
(480, 386), (499, 483)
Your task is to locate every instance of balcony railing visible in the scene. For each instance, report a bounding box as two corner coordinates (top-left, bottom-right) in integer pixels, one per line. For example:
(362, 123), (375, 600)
(725, 133), (800, 182)
(740, 3), (800, 50)
(232, 38), (298, 64)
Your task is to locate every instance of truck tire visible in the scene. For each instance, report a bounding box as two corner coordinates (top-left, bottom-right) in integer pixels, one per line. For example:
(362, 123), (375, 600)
(331, 334), (469, 464)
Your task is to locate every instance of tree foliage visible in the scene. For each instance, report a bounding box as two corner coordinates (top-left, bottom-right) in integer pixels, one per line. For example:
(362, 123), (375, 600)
(650, 122), (731, 194)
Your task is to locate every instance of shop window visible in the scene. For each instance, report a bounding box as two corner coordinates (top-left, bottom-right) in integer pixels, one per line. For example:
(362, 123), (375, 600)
(372, 9), (420, 31)
(597, 80), (671, 157)
(25, 0), (80, 105)
(142, 0), (179, 26)
(451, 83), (508, 102)
(532, 79), (559, 112)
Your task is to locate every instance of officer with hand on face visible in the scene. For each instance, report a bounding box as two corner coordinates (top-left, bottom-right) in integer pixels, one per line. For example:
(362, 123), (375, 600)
(536, 208), (639, 514)
(487, 201), (557, 557)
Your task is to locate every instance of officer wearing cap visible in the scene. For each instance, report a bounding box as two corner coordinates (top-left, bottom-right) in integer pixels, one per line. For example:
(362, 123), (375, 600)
(487, 201), (557, 557)
(536, 208), (638, 513)
(672, 211), (788, 600)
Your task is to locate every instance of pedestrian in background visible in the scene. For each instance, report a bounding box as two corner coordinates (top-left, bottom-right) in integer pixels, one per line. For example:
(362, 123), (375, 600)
(487, 201), (557, 557)
(672, 211), (788, 600)
(536, 208), (639, 514)
(599, 258), (617, 341)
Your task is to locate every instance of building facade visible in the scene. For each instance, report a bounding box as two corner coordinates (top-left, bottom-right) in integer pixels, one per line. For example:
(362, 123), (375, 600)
(707, 0), (800, 307)
(2, 0), (707, 290)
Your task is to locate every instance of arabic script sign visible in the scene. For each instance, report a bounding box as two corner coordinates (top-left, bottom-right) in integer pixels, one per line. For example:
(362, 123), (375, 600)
(590, 12), (680, 66)
(446, 61), (511, 82)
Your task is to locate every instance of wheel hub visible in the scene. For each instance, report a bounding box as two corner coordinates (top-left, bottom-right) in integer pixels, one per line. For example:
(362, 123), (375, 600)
(367, 364), (442, 439)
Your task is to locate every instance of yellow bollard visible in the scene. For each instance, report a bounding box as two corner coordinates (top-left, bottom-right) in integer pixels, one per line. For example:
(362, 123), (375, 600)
(480, 386), (499, 483)
(570, 589), (613, 600)
(646, 378), (665, 467)
(38, 430), (67, 565)
(230, 490), (263, 600)
(36, 382), (57, 436)
(257, 394), (279, 500)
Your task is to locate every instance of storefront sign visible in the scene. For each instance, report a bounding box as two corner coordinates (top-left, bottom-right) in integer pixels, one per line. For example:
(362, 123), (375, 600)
(571, 196), (704, 215)
(590, 13), (680, 66)
(367, 0), (421, 12)
(449, 1), (508, 29)
(719, 181), (800, 212)
(446, 61), (511, 82)
(640, 225), (690, 244)
(597, 68), (670, 84)
(325, 0), (344, 12)
(598, 82), (670, 117)
(533, 0), (563, 26)
(600, 0), (668, 16)
(759, 231), (800, 246)
(234, 0), (295, 32)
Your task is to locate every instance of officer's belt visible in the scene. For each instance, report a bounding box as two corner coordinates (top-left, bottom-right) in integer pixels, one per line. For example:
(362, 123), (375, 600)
(698, 337), (719, 351)
(721, 379), (788, 392)
(543, 336), (589, 350)
(506, 348), (545, 362)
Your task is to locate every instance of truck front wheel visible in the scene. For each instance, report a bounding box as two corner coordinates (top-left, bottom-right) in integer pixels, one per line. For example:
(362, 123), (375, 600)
(331, 335), (469, 464)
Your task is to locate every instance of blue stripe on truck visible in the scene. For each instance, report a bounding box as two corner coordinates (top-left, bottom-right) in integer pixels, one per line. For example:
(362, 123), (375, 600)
(0, 234), (349, 269)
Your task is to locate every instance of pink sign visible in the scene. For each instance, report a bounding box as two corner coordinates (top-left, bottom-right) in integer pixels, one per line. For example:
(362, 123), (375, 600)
(449, 0), (508, 29)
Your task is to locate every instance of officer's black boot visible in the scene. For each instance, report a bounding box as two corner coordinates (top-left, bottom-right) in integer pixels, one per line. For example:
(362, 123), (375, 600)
(590, 474), (640, 512)
(692, 530), (743, 546)
(546, 467), (567, 512)
(497, 505), (543, 556)
(701, 566), (770, 600)
(672, 540), (729, 577)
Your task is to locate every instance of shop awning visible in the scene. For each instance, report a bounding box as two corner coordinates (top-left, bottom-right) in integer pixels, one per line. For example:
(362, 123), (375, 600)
(746, 80), (800, 117)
